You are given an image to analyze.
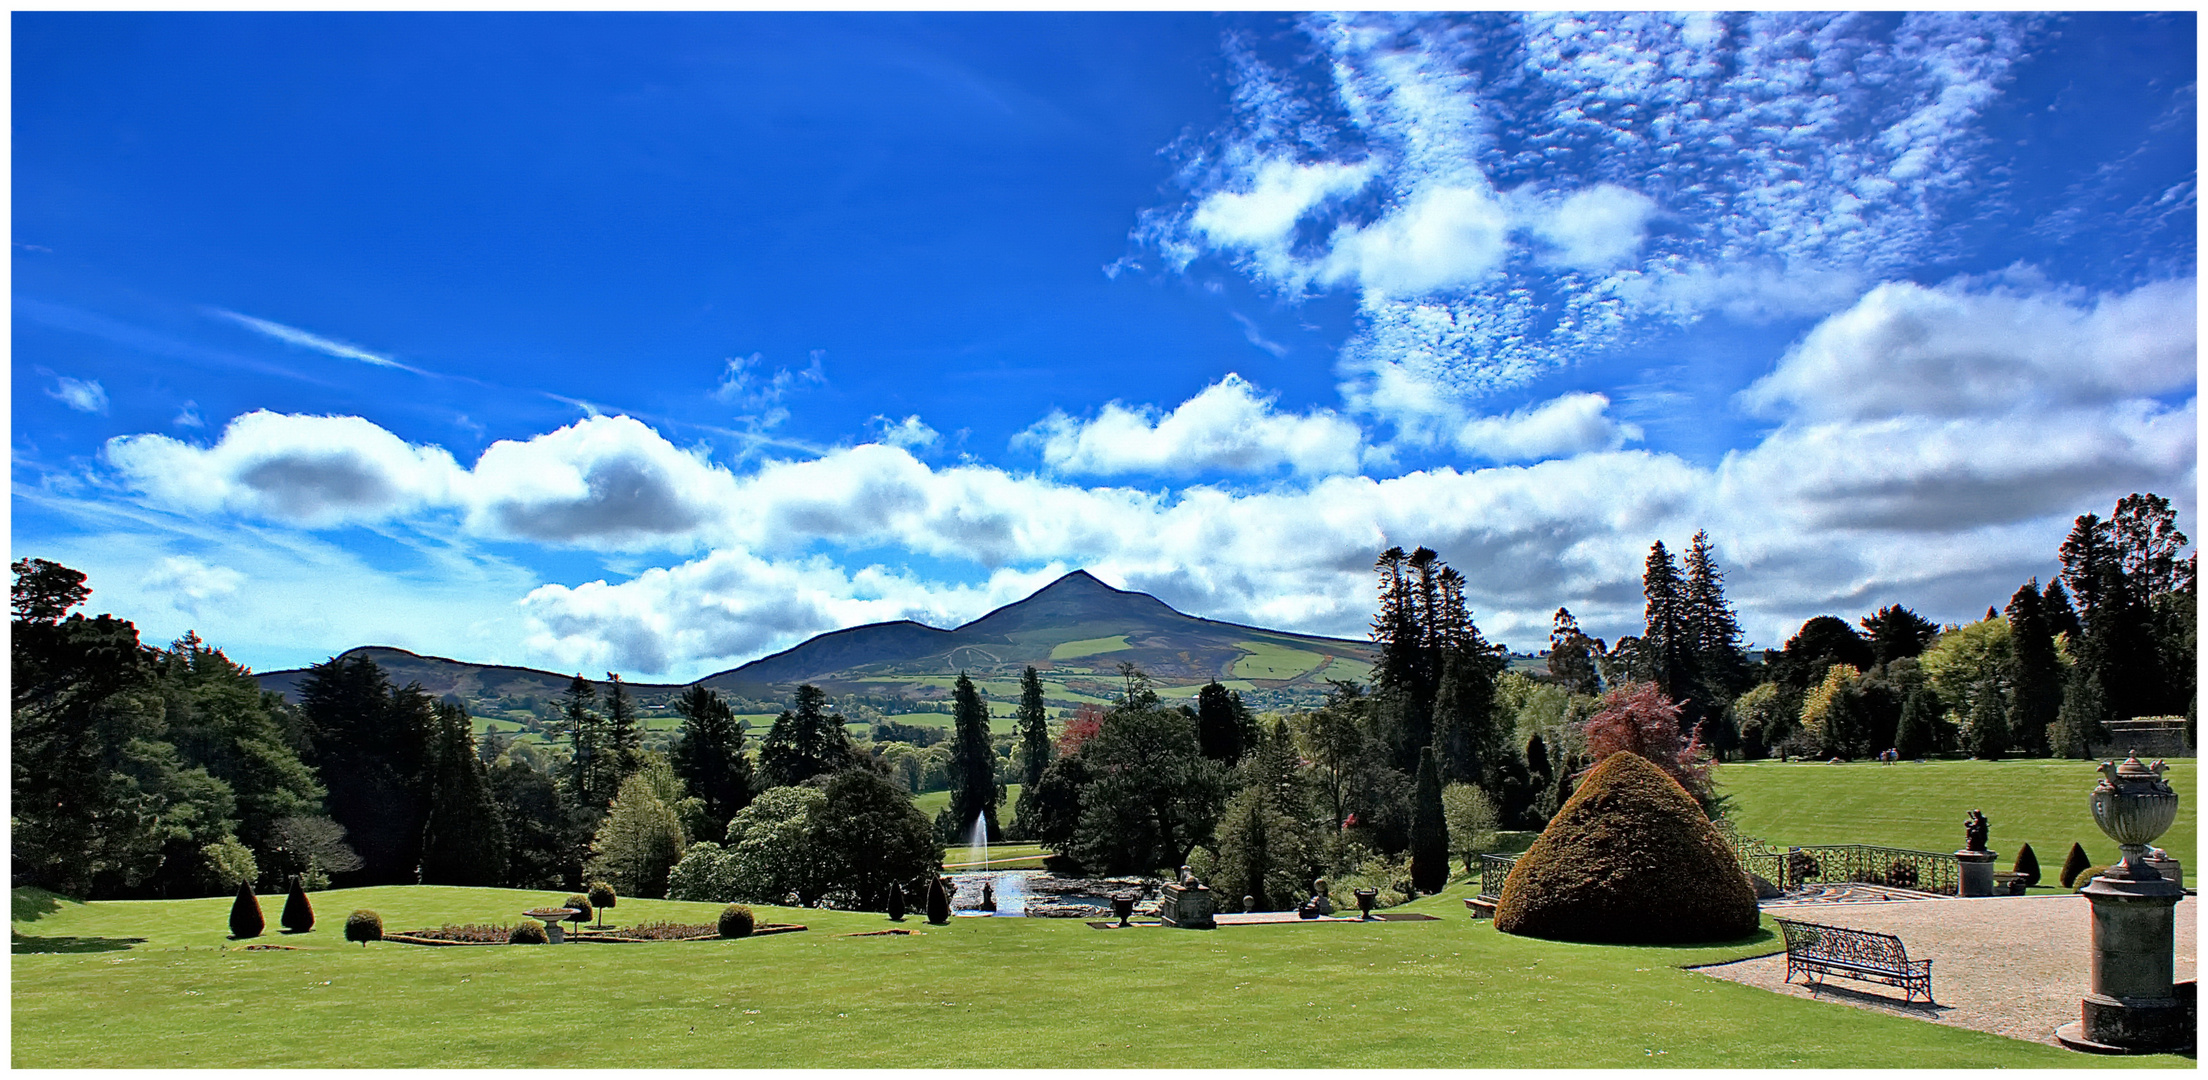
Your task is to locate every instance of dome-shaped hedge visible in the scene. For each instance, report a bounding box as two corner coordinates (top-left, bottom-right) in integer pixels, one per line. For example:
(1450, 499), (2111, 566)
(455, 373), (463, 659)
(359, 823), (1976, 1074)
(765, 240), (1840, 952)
(1493, 750), (1758, 944)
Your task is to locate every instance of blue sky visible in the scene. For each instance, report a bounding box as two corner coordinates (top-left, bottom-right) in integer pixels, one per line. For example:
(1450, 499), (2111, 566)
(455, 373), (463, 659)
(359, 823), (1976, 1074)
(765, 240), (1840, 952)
(13, 12), (2198, 680)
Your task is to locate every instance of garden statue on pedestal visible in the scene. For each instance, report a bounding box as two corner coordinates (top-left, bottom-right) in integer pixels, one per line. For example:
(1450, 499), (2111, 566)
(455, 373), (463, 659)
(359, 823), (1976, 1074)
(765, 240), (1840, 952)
(1297, 878), (1334, 919)
(1957, 809), (1997, 897)
(1964, 809), (1990, 853)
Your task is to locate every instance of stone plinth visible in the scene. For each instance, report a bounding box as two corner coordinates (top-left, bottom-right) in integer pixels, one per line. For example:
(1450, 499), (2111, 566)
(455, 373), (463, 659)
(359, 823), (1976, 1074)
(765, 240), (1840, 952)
(2056, 866), (2192, 1053)
(1159, 883), (1216, 929)
(2143, 855), (2183, 890)
(1957, 850), (1997, 897)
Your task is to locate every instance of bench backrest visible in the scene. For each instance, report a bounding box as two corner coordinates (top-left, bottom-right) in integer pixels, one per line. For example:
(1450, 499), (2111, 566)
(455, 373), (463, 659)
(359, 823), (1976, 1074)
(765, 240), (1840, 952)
(1776, 918), (1908, 967)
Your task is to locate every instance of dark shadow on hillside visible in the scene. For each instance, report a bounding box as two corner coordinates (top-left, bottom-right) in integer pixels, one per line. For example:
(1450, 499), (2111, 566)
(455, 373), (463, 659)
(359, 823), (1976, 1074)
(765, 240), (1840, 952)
(12, 933), (145, 954)
(11, 887), (73, 924)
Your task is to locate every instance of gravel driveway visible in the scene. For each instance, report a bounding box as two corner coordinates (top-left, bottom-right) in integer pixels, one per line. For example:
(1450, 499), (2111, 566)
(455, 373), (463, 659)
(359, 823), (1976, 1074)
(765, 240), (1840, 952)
(1691, 893), (2196, 1048)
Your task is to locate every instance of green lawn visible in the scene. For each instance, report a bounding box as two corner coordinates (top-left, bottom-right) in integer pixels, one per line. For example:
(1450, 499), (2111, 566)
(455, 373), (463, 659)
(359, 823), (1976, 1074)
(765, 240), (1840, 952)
(11, 881), (2178, 1068)
(913, 784), (1023, 823)
(1717, 758), (2197, 873)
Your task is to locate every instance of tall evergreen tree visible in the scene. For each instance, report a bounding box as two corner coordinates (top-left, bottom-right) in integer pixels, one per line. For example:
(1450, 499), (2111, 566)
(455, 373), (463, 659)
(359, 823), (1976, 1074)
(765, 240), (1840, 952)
(2053, 663), (2109, 759)
(1682, 531), (1748, 702)
(298, 655), (435, 885)
(2042, 578), (2084, 642)
(1641, 541), (1698, 725)
(1431, 644), (1506, 786)
(1408, 746), (1449, 895)
(1546, 607), (1601, 696)
(1860, 605), (1941, 666)
(419, 701), (507, 886)
(605, 673), (643, 779)
(2004, 581), (2062, 758)
(670, 685), (755, 840)
(1964, 677), (2009, 760)
(1010, 667), (1053, 840)
(1894, 687), (1940, 759)
(552, 674), (617, 811)
(938, 673), (1002, 842)
(757, 684), (855, 790)
(1194, 680), (1255, 766)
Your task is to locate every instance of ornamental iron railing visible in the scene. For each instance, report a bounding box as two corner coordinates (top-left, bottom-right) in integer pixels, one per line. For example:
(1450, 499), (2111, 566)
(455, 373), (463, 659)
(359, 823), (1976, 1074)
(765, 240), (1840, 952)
(1477, 854), (1519, 901)
(1715, 820), (1958, 896)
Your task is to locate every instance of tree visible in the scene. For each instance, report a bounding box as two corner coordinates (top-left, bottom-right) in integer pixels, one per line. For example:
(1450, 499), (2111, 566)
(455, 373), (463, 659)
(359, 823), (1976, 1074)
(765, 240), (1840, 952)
(551, 674), (617, 811)
(281, 875), (315, 932)
(1370, 547), (1501, 775)
(1069, 681), (1227, 874)
(1440, 782), (1498, 873)
(1578, 682), (1712, 809)
(1963, 678), (2010, 760)
(1860, 605), (1940, 666)
(1194, 681), (1252, 766)
(1894, 687), (1941, 759)
(1289, 682), (1370, 831)
(2004, 581), (2062, 758)
(1010, 667), (1053, 838)
(1774, 617), (1876, 690)
(151, 633), (323, 889)
(1919, 617), (2013, 734)
(937, 673), (1002, 843)
(228, 881), (265, 939)
(2043, 578), (2084, 642)
(585, 771), (689, 899)
(12, 557), (90, 624)
(2109, 493), (2190, 602)
(484, 761), (567, 888)
(296, 655), (434, 885)
(604, 673), (643, 779)
(2052, 663), (2109, 759)
(1730, 682), (1793, 760)
(1547, 608), (1602, 696)
(814, 766), (943, 911)
(725, 786), (835, 906)
(1431, 641), (1506, 787)
(1212, 719), (1319, 910)
(266, 815), (363, 890)
(1408, 747), (1448, 895)
(1682, 531), (1749, 708)
(1640, 541), (1698, 721)
(670, 685), (755, 841)
(758, 685), (856, 790)
(419, 701), (507, 886)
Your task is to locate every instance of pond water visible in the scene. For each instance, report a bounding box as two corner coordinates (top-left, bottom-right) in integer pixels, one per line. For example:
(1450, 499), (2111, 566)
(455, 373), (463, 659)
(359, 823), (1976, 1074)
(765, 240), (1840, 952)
(950, 870), (1162, 918)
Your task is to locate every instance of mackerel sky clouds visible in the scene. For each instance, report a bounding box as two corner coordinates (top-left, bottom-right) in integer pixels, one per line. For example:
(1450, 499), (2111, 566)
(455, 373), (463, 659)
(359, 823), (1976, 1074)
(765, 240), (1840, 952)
(13, 12), (2197, 680)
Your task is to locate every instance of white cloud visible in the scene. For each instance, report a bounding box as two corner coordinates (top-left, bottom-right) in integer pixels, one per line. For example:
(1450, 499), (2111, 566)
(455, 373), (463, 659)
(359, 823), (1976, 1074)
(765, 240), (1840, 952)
(1321, 185), (1516, 299)
(715, 350), (826, 414)
(1739, 278), (2198, 421)
(48, 376), (109, 414)
(174, 401), (205, 428)
(462, 415), (737, 548)
(1190, 158), (1374, 274)
(1528, 185), (1659, 271)
(105, 410), (466, 527)
(212, 309), (410, 371)
(141, 555), (245, 616)
(1020, 373), (1368, 478)
(1456, 392), (1642, 462)
(871, 415), (940, 451)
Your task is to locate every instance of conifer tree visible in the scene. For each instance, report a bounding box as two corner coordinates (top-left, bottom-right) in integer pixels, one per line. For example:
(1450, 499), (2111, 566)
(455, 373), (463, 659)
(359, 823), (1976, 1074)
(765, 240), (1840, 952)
(229, 881), (264, 939)
(1547, 607), (1601, 696)
(1010, 667), (1053, 838)
(281, 874), (314, 932)
(1894, 687), (1939, 759)
(2012, 843), (2041, 887)
(758, 684), (856, 789)
(1964, 678), (2009, 760)
(1194, 680), (1248, 765)
(2060, 842), (2093, 888)
(671, 685), (755, 840)
(1409, 747), (1449, 895)
(553, 674), (615, 809)
(419, 700), (507, 886)
(1682, 531), (1747, 703)
(938, 673), (1001, 842)
(2004, 580), (2061, 758)
(2042, 578), (2083, 642)
(1641, 542), (1698, 726)
(605, 673), (643, 778)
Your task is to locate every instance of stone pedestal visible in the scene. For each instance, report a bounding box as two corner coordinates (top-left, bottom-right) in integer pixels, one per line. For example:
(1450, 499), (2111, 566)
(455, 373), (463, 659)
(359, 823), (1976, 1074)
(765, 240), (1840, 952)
(1158, 883), (1216, 929)
(546, 922), (565, 944)
(2055, 866), (2192, 1053)
(2143, 854), (2183, 891)
(1956, 850), (1996, 897)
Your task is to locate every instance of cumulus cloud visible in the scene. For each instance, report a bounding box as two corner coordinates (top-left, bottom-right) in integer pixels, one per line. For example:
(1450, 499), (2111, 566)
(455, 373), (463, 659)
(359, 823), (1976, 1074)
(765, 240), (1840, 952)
(1020, 373), (1368, 478)
(1527, 185), (1659, 271)
(463, 416), (736, 547)
(1739, 278), (2198, 421)
(1455, 392), (1641, 462)
(48, 376), (109, 414)
(106, 410), (465, 527)
(871, 415), (940, 450)
(141, 555), (245, 616)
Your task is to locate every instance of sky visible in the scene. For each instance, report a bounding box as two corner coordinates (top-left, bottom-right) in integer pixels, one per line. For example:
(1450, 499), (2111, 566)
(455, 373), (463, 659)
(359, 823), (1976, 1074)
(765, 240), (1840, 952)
(11, 11), (2199, 682)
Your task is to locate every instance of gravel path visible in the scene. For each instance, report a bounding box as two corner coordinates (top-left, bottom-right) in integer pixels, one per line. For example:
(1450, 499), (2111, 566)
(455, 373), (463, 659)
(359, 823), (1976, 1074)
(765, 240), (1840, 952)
(1692, 893), (2196, 1047)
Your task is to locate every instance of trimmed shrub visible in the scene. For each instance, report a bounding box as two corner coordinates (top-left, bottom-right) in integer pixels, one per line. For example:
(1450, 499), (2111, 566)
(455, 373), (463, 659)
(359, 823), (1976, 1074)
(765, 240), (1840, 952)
(588, 881), (618, 926)
(2012, 843), (2041, 888)
(718, 903), (756, 938)
(563, 894), (592, 928)
(2073, 865), (2111, 892)
(2060, 842), (2093, 889)
(280, 875), (314, 933)
(228, 882), (265, 939)
(1493, 750), (1758, 944)
(345, 909), (382, 946)
(509, 921), (549, 944)
(1408, 747), (1448, 896)
(926, 875), (951, 925)
(886, 882), (907, 921)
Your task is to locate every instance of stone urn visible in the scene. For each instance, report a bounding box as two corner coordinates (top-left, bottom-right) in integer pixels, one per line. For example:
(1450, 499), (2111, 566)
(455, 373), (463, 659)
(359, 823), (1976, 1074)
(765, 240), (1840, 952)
(1354, 887), (1379, 920)
(2058, 753), (2191, 1054)
(1111, 893), (1135, 927)
(2090, 754), (2181, 881)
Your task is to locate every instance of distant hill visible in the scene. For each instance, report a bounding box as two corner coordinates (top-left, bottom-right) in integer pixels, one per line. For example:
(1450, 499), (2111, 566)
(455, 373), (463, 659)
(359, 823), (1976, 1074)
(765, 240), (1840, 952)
(256, 570), (1378, 717)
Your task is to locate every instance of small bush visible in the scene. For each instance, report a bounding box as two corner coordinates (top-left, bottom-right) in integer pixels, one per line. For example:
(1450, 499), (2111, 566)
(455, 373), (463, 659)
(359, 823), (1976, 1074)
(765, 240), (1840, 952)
(2060, 842), (2093, 889)
(2073, 865), (2110, 892)
(2012, 843), (2041, 888)
(345, 909), (382, 946)
(228, 881), (265, 939)
(886, 882), (907, 921)
(718, 903), (755, 938)
(926, 876), (951, 925)
(509, 921), (549, 944)
(563, 894), (592, 926)
(587, 881), (617, 918)
(280, 875), (314, 933)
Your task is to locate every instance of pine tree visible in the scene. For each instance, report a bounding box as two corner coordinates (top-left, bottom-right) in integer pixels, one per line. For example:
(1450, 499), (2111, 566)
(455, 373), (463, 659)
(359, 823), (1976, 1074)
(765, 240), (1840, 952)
(1547, 607), (1601, 696)
(2060, 842), (2093, 888)
(280, 874), (314, 932)
(419, 701), (507, 886)
(605, 673), (643, 779)
(297, 655), (435, 885)
(938, 674), (1001, 843)
(1194, 681), (1246, 765)
(1682, 531), (1747, 706)
(758, 684), (855, 789)
(1641, 542), (1698, 727)
(2012, 843), (2041, 887)
(2004, 580), (2062, 758)
(1409, 747), (1448, 895)
(553, 674), (614, 809)
(1894, 687), (1939, 759)
(670, 685), (755, 840)
(1860, 605), (1940, 665)
(2052, 663), (2109, 759)
(1964, 678), (2009, 760)
(1010, 667), (1053, 840)
(229, 881), (264, 939)
(2042, 578), (2083, 642)
(1430, 645), (1504, 786)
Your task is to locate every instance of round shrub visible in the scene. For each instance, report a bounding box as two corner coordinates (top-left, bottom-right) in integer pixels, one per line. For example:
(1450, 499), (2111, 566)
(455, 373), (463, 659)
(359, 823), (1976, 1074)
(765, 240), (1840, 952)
(228, 881), (265, 939)
(2073, 865), (2111, 891)
(280, 875), (314, 933)
(344, 909), (382, 946)
(563, 894), (592, 927)
(1494, 750), (1758, 944)
(509, 921), (549, 944)
(587, 881), (617, 921)
(718, 903), (755, 939)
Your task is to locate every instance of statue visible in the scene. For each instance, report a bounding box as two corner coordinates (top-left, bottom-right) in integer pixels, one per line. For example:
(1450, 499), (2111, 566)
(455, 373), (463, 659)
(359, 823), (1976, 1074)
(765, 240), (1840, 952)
(1297, 877), (1334, 919)
(1179, 865), (1199, 888)
(1964, 809), (1989, 853)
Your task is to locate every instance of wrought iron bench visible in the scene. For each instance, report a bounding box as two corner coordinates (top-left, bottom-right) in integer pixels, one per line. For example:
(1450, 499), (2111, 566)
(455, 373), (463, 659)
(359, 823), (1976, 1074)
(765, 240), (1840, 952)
(1774, 918), (1933, 1003)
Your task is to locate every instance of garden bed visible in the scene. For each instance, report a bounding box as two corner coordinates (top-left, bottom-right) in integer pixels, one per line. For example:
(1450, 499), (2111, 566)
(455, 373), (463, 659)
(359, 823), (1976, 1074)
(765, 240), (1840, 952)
(386, 921), (806, 946)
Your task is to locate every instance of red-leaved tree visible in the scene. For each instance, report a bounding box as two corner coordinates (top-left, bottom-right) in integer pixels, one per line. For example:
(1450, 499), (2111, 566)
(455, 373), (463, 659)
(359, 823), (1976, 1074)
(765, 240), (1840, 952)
(1055, 702), (1107, 756)
(1578, 682), (1713, 807)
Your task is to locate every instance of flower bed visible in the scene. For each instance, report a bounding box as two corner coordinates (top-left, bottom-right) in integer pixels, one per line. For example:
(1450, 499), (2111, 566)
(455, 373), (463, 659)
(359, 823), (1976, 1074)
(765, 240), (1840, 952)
(385, 921), (808, 946)
(385, 924), (522, 946)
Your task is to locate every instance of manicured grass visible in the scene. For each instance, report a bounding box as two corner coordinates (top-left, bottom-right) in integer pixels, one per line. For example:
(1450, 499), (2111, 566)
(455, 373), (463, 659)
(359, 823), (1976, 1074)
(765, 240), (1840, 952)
(912, 785), (1023, 824)
(11, 882), (2178, 1068)
(1717, 758), (2197, 874)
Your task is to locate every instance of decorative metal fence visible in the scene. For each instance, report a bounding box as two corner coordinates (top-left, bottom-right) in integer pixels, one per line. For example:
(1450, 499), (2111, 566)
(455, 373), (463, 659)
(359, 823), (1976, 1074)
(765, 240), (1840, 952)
(1716, 820), (1958, 896)
(1477, 854), (1519, 901)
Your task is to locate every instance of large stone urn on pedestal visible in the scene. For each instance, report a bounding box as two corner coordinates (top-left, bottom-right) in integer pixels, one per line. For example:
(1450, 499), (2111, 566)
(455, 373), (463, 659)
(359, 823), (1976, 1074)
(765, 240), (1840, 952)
(2056, 754), (2193, 1054)
(1158, 866), (1216, 929)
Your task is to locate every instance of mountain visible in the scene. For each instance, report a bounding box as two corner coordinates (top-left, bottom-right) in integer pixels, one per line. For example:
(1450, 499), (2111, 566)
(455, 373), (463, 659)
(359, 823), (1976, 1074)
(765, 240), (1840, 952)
(256, 570), (1376, 715)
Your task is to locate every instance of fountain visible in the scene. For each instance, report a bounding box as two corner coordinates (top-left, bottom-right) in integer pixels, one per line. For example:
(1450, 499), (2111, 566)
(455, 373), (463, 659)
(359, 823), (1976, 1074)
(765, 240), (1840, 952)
(951, 809), (1029, 916)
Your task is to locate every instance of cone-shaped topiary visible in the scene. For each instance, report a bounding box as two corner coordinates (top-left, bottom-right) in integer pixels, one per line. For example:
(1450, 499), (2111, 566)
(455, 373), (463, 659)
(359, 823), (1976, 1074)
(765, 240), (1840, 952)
(345, 909), (382, 946)
(587, 882), (617, 928)
(2060, 842), (2093, 889)
(718, 903), (755, 938)
(280, 875), (314, 933)
(887, 882), (907, 921)
(509, 921), (549, 944)
(229, 881), (265, 939)
(926, 875), (952, 925)
(2012, 843), (2041, 888)
(1408, 747), (1448, 896)
(1494, 750), (1759, 944)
